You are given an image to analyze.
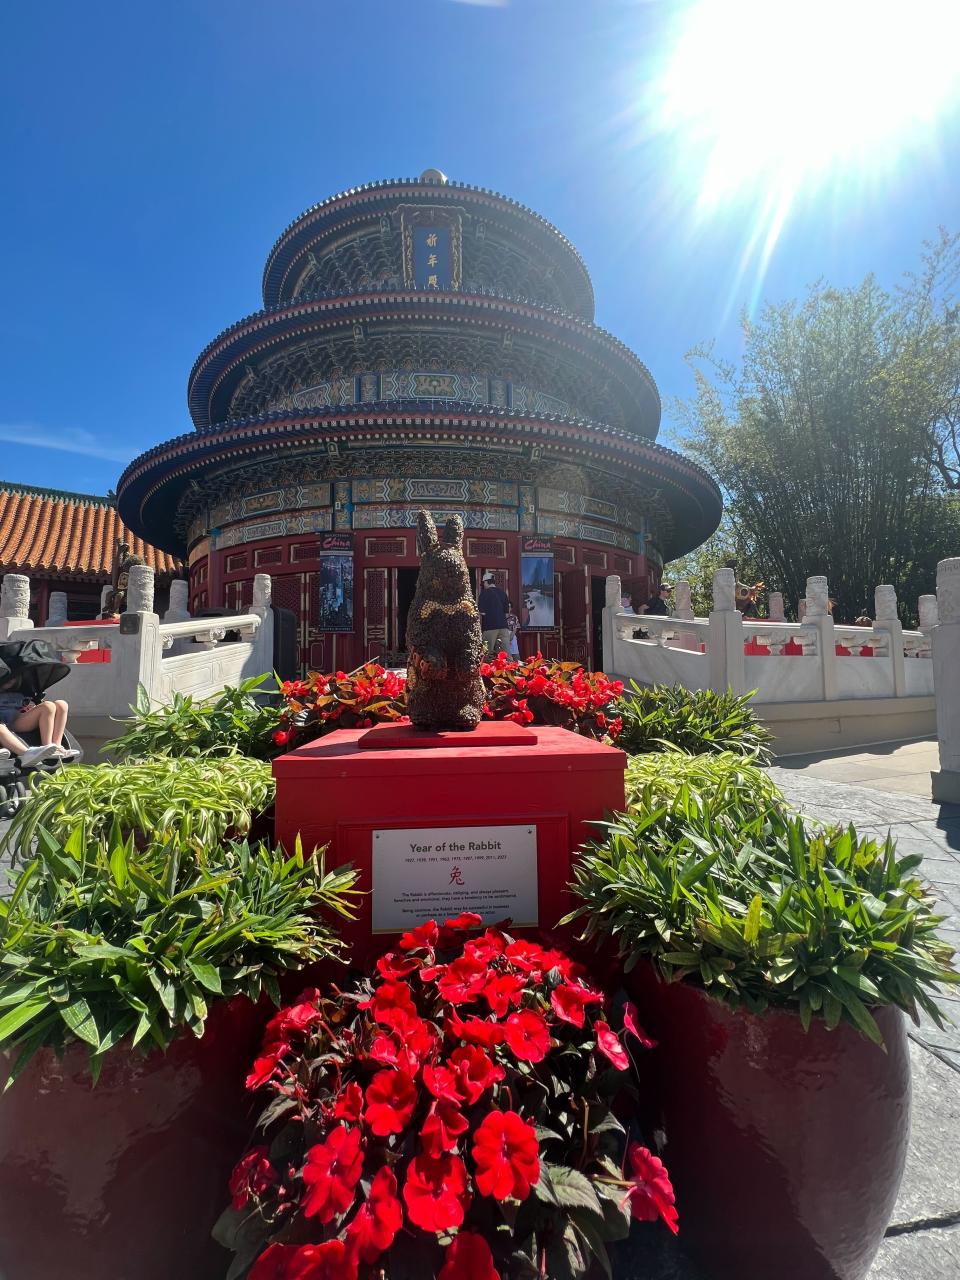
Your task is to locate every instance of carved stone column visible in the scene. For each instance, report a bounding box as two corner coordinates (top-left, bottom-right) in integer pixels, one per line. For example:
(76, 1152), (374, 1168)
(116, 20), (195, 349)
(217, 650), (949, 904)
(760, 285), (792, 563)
(932, 558), (960, 801)
(0, 573), (33, 640)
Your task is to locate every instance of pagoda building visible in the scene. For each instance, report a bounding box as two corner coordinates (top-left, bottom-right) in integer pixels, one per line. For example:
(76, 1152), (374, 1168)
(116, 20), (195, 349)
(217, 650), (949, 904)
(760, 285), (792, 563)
(116, 171), (721, 672)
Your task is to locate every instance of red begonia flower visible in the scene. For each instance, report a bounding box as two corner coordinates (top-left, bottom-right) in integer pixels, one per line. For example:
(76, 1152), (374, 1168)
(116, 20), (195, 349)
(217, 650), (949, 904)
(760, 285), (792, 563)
(503, 1009), (550, 1063)
(421, 1098), (469, 1156)
(472, 1110), (540, 1201)
(249, 1241), (357, 1280)
(594, 1020), (630, 1070)
(438, 1231), (501, 1280)
(622, 1001), (658, 1048)
(302, 1126), (364, 1223)
(364, 1068), (417, 1136)
(399, 920), (440, 952)
(333, 1082), (364, 1124)
(449, 1045), (505, 1104)
(437, 954), (489, 1004)
(402, 1152), (470, 1232)
(624, 1144), (679, 1235)
(229, 1146), (277, 1210)
(482, 972), (525, 1018)
(344, 1166), (402, 1265)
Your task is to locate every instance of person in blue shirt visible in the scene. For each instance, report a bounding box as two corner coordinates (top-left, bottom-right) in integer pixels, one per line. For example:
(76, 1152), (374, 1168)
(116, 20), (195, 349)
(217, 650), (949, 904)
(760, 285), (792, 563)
(478, 572), (511, 657)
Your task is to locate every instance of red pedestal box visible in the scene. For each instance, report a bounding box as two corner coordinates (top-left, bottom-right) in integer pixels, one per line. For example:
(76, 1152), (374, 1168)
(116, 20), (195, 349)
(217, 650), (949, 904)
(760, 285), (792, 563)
(273, 724), (626, 959)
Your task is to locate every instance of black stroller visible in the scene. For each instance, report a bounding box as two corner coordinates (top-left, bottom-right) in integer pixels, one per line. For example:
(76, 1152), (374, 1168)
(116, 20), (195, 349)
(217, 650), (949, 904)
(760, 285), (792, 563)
(0, 639), (84, 819)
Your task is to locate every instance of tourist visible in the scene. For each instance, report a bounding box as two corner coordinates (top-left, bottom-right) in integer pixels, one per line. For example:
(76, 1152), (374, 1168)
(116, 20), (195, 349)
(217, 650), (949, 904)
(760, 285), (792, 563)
(620, 593), (637, 614)
(478, 571), (511, 657)
(0, 680), (78, 763)
(645, 582), (673, 616)
(505, 602), (521, 658)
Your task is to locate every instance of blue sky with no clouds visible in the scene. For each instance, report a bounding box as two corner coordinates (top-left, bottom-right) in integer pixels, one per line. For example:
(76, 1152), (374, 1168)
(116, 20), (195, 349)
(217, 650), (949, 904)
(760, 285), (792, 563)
(2, 0), (958, 496)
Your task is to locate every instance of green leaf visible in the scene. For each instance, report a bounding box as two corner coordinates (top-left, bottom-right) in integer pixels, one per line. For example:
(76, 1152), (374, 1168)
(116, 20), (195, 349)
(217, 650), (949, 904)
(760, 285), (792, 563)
(186, 961), (223, 995)
(545, 1164), (604, 1219)
(0, 997), (48, 1046)
(743, 892), (763, 946)
(60, 997), (101, 1047)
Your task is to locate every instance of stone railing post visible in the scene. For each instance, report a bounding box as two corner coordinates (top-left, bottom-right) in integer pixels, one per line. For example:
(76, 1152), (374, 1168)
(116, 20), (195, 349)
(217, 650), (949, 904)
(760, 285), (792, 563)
(100, 584), (113, 615)
(708, 568), (744, 694)
(673, 579), (699, 651)
(126, 565), (155, 616)
(45, 591), (68, 626)
(251, 573), (275, 676)
(601, 574), (622, 673)
(114, 565), (161, 714)
(163, 579), (191, 624)
(803, 575), (837, 699)
(0, 573), (34, 640)
(768, 592), (785, 622)
(252, 573), (272, 619)
(919, 594), (939, 635)
(932, 558), (960, 802)
(873, 583), (905, 696)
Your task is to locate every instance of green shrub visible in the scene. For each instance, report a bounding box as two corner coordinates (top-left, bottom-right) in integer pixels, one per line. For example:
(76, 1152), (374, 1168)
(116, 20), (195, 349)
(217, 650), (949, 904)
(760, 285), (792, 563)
(614, 683), (773, 762)
(109, 676), (282, 761)
(4, 756), (274, 860)
(624, 748), (786, 821)
(0, 827), (357, 1085)
(566, 761), (957, 1042)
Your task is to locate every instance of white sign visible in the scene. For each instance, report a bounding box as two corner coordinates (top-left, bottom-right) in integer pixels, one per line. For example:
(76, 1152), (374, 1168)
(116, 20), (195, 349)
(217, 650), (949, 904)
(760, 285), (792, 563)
(371, 825), (538, 933)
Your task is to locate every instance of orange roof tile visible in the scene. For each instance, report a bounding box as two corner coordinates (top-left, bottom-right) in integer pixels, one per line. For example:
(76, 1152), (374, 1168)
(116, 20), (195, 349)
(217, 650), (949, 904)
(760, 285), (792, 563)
(0, 484), (178, 580)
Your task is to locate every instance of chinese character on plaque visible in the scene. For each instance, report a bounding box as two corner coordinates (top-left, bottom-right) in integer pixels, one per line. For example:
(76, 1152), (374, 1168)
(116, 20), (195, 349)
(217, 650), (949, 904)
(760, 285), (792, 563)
(413, 227), (452, 289)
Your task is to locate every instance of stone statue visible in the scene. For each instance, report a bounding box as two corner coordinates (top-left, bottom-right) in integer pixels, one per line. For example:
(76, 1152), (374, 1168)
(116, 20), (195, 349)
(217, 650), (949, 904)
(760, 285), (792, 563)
(111, 539), (146, 613)
(406, 511), (485, 731)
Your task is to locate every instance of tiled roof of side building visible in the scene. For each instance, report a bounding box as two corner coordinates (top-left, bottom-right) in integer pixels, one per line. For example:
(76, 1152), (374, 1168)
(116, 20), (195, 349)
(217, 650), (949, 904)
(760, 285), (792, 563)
(0, 482), (178, 579)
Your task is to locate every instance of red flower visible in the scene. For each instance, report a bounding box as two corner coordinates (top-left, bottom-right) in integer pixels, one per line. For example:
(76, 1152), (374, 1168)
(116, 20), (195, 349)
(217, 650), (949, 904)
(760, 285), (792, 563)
(623, 1001), (657, 1049)
(503, 1009), (550, 1063)
(245, 1045), (288, 1090)
(482, 971), (524, 1018)
(402, 1153), (470, 1232)
(625, 1144), (679, 1235)
(229, 1146), (277, 1210)
(442, 911), (483, 933)
(376, 951), (421, 980)
(333, 1082), (364, 1124)
(249, 1241), (357, 1280)
(399, 920), (439, 952)
(364, 1069), (417, 1136)
(360, 981), (418, 1032)
(504, 939), (547, 974)
(302, 1126), (364, 1223)
(264, 996), (323, 1045)
(344, 1167), (402, 1265)
(550, 982), (604, 1029)
(438, 1232), (501, 1280)
(449, 1045), (505, 1104)
(437, 954), (488, 1004)
(594, 1020), (630, 1070)
(423, 1062), (462, 1103)
(446, 1011), (505, 1049)
(421, 1099), (469, 1156)
(272, 729), (291, 747)
(472, 1110), (540, 1201)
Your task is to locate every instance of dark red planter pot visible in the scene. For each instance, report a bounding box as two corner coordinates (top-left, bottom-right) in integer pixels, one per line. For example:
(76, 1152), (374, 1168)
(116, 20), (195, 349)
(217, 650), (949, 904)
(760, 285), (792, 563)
(0, 996), (266, 1280)
(626, 962), (910, 1280)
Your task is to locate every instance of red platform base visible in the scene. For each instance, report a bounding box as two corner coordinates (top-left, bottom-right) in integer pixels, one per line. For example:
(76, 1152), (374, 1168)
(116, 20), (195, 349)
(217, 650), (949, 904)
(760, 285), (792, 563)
(273, 725), (626, 961)
(357, 721), (536, 750)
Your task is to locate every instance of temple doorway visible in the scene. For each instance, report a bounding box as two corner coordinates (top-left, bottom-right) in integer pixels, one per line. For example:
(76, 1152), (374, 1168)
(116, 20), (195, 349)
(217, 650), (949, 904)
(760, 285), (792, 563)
(395, 567), (419, 654)
(591, 576), (607, 669)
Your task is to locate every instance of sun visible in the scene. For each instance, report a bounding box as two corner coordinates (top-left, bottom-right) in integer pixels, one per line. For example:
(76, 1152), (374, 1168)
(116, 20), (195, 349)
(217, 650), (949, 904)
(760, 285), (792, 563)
(649, 0), (960, 212)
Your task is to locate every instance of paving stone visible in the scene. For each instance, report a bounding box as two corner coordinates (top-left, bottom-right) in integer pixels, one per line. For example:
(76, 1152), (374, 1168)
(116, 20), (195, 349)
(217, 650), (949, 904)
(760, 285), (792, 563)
(868, 1223), (960, 1279)
(888, 1041), (960, 1226)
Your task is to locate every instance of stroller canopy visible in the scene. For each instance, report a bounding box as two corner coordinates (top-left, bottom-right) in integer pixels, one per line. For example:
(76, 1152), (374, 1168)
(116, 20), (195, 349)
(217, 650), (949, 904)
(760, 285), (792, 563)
(0, 640), (70, 700)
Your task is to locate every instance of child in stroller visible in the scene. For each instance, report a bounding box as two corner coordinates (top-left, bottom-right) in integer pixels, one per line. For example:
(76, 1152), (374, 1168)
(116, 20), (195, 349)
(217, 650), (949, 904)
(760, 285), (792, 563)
(0, 639), (84, 818)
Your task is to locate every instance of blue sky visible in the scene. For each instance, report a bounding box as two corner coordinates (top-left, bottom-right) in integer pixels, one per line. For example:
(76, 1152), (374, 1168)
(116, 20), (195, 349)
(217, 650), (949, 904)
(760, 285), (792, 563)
(2, 0), (958, 496)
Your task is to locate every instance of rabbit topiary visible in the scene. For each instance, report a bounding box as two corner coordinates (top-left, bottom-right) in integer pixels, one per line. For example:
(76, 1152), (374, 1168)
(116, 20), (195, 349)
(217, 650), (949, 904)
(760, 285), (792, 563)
(406, 511), (484, 730)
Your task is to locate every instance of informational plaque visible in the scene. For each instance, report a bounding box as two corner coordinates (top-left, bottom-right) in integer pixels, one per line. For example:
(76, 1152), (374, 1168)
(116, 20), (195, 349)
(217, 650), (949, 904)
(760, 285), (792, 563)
(371, 825), (538, 933)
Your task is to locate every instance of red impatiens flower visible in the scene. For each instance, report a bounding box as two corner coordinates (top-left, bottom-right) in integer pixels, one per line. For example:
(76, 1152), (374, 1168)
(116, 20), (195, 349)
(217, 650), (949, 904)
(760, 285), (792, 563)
(402, 1152), (470, 1232)
(503, 1009), (550, 1063)
(594, 1020), (630, 1071)
(482, 971), (525, 1018)
(360, 981), (419, 1032)
(472, 1110), (540, 1202)
(364, 1069), (417, 1136)
(438, 1231), (501, 1280)
(245, 1044), (288, 1091)
(550, 981), (604, 1029)
(250, 1240), (357, 1280)
(446, 1011), (505, 1049)
(503, 939), (548, 974)
(344, 1166), (403, 1265)
(423, 1062), (462, 1103)
(271, 729), (291, 747)
(333, 1082), (364, 1124)
(302, 1126), (364, 1223)
(399, 920), (439, 953)
(376, 951), (421, 981)
(229, 1146), (277, 1210)
(449, 1045), (505, 1104)
(623, 1001), (657, 1049)
(437, 954), (489, 1004)
(263, 994), (324, 1045)
(421, 1098), (469, 1156)
(624, 1143), (679, 1235)
(444, 911), (484, 932)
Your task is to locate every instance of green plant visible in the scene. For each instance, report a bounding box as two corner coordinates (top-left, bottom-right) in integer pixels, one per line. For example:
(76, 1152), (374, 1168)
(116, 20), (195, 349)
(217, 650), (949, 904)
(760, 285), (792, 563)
(614, 683), (773, 762)
(3, 756), (275, 860)
(566, 770), (957, 1042)
(0, 826), (357, 1086)
(624, 748), (786, 820)
(109, 676), (283, 760)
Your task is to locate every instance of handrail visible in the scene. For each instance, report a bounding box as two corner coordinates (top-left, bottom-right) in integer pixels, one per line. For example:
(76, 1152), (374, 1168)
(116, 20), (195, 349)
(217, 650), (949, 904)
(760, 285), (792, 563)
(158, 613), (261, 640)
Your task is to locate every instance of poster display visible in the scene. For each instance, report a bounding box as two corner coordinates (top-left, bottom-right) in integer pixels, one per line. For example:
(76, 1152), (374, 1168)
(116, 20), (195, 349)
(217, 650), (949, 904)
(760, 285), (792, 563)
(314, 553), (354, 632)
(371, 824), (538, 932)
(520, 549), (556, 629)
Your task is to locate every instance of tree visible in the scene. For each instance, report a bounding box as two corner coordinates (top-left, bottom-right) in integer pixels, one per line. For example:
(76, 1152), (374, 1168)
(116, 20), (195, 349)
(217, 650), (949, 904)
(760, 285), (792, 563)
(666, 517), (763, 617)
(677, 250), (960, 625)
